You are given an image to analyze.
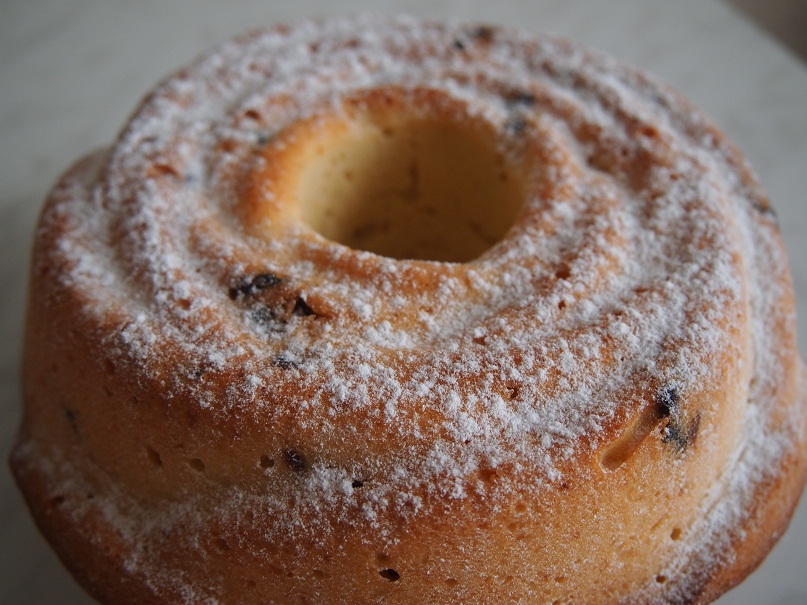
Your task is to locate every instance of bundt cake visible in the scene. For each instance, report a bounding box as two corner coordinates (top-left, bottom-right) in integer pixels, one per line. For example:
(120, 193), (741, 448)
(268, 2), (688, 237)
(11, 15), (807, 605)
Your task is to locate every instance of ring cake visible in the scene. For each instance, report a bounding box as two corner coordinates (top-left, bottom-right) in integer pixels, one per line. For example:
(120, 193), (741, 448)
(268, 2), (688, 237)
(11, 15), (807, 605)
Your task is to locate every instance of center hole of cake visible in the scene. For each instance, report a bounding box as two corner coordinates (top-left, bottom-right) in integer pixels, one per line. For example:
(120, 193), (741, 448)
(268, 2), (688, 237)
(295, 113), (525, 262)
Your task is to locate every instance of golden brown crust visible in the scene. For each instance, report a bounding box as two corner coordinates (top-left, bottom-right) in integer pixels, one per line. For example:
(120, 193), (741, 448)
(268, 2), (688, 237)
(688, 363), (807, 604)
(11, 15), (807, 605)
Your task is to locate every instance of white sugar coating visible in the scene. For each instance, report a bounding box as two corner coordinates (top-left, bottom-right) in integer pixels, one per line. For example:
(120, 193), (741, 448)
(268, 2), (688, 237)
(18, 14), (807, 602)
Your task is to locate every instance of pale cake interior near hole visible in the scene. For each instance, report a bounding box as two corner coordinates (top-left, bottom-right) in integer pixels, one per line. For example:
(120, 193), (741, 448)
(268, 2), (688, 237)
(295, 115), (526, 263)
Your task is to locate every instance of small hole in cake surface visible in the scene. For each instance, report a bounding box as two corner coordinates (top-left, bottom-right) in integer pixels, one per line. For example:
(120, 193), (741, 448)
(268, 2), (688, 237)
(188, 458), (206, 472)
(670, 527), (682, 541)
(555, 266), (571, 280)
(259, 455), (275, 469)
(379, 568), (400, 582)
(504, 384), (520, 400)
(146, 446), (163, 469)
(290, 97), (525, 262)
(244, 108), (262, 121)
(64, 408), (79, 434)
(283, 449), (307, 472)
(478, 467), (499, 483)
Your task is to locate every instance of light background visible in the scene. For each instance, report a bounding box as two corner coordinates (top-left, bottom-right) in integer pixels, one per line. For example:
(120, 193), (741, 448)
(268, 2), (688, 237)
(1, 1), (806, 604)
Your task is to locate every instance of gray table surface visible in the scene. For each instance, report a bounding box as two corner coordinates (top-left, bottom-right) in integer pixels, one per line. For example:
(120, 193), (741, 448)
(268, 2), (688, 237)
(2, 1), (806, 603)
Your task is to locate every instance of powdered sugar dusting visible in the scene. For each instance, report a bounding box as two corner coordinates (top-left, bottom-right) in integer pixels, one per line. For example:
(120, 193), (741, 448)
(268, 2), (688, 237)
(17, 15), (806, 603)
